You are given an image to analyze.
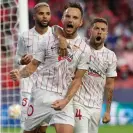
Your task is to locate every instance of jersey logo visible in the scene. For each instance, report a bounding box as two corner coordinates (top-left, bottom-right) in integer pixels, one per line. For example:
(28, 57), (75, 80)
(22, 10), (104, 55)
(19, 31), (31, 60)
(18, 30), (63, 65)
(86, 62), (89, 64)
(27, 45), (32, 47)
(51, 46), (56, 49)
(58, 54), (73, 62)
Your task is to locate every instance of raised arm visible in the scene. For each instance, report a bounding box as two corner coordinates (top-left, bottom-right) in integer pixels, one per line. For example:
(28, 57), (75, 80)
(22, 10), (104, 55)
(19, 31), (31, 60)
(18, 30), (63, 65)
(52, 25), (68, 56)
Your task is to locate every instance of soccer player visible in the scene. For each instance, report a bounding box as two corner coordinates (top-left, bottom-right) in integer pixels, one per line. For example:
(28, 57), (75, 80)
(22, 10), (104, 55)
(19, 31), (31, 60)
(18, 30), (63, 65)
(55, 17), (117, 133)
(10, 2), (90, 133)
(73, 17), (117, 133)
(15, 2), (51, 133)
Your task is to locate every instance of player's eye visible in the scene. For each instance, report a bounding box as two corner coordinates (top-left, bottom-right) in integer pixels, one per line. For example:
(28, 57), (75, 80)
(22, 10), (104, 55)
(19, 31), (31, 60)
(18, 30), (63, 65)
(46, 12), (50, 15)
(65, 14), (70, 18)
(73, 16), (78, 19)
(38, 12), (44, 15)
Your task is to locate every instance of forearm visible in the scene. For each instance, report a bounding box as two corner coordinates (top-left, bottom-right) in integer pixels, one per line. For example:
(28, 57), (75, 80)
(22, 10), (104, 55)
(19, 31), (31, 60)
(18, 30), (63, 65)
(19, 59), (40, 78)
(65, 78), (82, 102)
(19, 65), (33, 78)
(105, 85), (114, 113)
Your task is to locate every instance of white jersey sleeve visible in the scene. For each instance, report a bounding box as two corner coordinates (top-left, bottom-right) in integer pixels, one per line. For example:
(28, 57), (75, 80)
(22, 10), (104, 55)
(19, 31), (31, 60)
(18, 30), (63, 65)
(15, 34), (27, 65)
(77, 49), (90, 70)
(106, 52), (117, 77)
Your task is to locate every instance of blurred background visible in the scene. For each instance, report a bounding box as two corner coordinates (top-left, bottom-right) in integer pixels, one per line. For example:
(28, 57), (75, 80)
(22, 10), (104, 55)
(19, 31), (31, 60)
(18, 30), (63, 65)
(1, 0), (133, 133)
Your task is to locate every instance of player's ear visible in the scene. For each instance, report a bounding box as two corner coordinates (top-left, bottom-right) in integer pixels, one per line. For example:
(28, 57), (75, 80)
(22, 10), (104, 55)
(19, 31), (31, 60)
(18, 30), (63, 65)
(61, 16), (64, 25)
(33, 9), (36, 20)
(79, 19), (83, 27)
(104, 31), (108, 39)
(87, 28), (91, 38)
(105, 27), (108, 36)
(106, 31), (108, 36)
(33, 14), (35, 20)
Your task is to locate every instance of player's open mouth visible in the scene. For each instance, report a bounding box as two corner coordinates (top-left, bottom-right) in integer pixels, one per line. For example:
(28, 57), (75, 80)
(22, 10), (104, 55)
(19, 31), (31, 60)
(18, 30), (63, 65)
(66, 23), (74, 33)
(67, 23), (73, 28)
(96, 36), (101, 41)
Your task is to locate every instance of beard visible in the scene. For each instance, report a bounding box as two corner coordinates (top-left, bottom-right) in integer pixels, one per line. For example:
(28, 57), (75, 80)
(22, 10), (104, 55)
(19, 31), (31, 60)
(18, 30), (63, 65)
(37, 20), (49, 28)
(90, 37), (104, 48)
(64, 27), (77, 37)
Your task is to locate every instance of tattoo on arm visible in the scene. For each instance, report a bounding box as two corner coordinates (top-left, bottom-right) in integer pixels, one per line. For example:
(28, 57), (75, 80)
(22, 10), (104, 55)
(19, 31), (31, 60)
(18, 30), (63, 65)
(19, 59), (40, 78)
(65, 78), (82, 102)
(66, 69), (86, 101)
(66, 90), (75, 101)
(106, 89), (113, 112)
(65, 70), (86, 102)
(105, 77), (115, 113)
(19, 66), (32, 78)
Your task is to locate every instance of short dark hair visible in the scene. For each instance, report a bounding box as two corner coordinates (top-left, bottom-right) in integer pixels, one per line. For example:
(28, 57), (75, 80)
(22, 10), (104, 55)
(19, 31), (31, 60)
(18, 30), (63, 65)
(63, 2), (83, 17)
(33, 2), (50, 14)
(90, 17), (108, 27)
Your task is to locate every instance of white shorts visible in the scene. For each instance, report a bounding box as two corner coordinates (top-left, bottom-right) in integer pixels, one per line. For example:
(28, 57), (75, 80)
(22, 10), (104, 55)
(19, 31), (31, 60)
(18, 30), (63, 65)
(73, 101), (101, 133)
(24, 89), (74, 131)
(21, 92), (48, 129)
(20, 92), (31, 128)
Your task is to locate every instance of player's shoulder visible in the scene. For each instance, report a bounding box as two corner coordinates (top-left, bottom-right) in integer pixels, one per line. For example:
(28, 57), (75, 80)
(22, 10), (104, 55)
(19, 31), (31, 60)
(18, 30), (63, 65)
(42, 26), (56, 42)
(74, 36), (90, 52)
(19, 27), (35, 38)
(104, 46), (116, 55)
(103, 47), (117, 60)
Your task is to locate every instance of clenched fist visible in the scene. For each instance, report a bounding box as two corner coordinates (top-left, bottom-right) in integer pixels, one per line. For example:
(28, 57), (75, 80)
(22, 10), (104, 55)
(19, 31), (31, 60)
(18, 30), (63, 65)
(10, 69), (20, 81)
(20, 54), (33, 65)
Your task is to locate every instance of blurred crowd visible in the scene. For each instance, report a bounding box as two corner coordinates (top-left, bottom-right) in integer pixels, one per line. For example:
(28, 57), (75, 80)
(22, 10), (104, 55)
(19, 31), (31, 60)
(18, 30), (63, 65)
(1, 0), (133, 89)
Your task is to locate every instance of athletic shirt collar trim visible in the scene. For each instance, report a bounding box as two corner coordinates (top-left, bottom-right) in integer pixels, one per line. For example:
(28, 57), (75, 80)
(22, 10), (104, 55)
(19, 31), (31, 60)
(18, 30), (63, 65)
(32, 26), (51, 36)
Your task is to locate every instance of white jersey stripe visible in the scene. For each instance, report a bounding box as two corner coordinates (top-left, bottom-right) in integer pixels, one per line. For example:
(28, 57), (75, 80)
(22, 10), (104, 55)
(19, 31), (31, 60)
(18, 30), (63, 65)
(39, 33), (51, 90)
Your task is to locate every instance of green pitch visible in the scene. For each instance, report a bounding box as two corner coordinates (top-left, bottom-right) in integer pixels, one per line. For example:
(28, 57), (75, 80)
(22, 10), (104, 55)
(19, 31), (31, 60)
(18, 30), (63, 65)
(1, 125), (133, 133)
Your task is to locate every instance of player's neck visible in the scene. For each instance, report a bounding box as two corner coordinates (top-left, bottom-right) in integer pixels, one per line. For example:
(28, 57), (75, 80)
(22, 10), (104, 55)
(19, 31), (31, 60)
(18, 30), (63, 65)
(63, 30), (78, 39)
(90, 41), (104, 50)
(35, 25), (48, 35)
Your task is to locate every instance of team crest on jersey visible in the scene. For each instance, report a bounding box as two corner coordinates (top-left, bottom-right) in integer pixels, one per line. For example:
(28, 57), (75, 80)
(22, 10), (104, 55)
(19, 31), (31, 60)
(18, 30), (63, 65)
(58, 54), (73, 62)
